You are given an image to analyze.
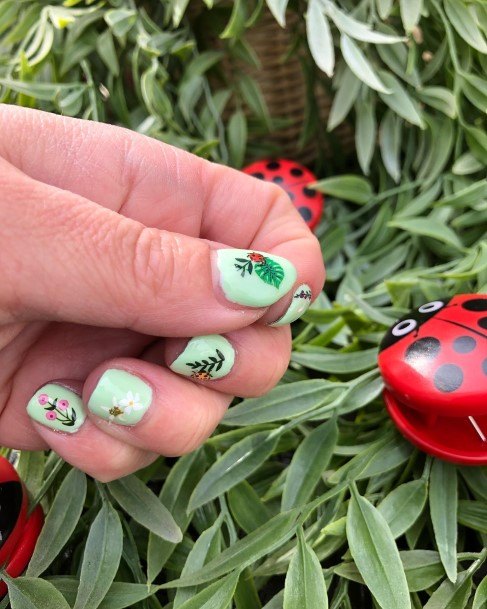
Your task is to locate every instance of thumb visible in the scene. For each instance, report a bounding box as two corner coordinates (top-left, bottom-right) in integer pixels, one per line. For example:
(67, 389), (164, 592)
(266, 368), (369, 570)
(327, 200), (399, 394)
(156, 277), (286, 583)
(0, 159), (295, 336)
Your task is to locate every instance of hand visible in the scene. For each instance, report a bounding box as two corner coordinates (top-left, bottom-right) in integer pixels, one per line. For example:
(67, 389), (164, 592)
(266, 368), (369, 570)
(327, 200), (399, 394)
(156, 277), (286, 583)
(0, 105), (325, 480)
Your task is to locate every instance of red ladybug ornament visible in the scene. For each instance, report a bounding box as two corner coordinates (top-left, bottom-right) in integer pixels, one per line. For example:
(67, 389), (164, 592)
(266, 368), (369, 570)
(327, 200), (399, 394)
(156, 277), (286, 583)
(378, 294), (487, 465)
(243, 159), (324, 231)
(0, 456), (44, 598)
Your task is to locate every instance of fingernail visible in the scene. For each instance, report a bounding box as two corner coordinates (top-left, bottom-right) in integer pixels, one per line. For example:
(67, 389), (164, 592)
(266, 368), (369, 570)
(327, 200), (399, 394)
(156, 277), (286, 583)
(170, 334), (235, 381)
(216, 249), (297, 307)
(87, 369), (152, 426)
(27, 384), (86, 433)
(269, 284), (312, 327)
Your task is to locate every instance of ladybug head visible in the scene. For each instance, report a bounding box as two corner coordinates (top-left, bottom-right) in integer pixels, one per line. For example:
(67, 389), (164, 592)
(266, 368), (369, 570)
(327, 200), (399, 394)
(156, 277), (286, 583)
(380, 299), (451, 352)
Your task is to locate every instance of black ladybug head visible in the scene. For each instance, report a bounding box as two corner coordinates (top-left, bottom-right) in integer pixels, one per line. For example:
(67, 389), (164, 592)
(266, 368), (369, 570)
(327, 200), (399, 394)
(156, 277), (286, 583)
(380, 299), (451, 352)
(0, 481), (23, 551)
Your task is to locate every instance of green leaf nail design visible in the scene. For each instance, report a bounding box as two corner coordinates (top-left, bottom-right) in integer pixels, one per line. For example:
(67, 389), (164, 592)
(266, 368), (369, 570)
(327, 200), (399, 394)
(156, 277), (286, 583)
(186, 348), (226, 380)
(234, 252), (285, 288)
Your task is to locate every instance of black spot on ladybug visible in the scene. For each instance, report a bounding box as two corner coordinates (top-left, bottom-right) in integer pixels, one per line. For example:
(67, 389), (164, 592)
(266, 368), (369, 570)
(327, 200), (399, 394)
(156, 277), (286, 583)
(434, 364), (463, 393)
(272, 176), (284, 184)
(290, 167), (303, 177)
(252, 172), (264, 179)
(478, 317), (487, 330)
(303, 187), (317, 198)
(453, 336), (477, 353)
(483, 358), (487, 376)
(405, 337), (441, 365)
(298, 207), (312, 222)
(287, 191), (295, 201)
(267, 161), (280, 170)
(0, 481), (23, 550)
(462, 298), (487, 312)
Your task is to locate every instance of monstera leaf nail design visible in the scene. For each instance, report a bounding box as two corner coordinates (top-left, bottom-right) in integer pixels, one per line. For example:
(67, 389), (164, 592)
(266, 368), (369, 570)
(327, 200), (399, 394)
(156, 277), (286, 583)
(234, 252), (285, 288)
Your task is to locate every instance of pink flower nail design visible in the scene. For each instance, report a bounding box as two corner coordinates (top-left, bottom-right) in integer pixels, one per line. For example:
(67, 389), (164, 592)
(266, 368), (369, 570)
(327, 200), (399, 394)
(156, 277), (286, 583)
(38, 394), (49, 405)
(45, 411), (57, 421)
(58, 399), (69, 410)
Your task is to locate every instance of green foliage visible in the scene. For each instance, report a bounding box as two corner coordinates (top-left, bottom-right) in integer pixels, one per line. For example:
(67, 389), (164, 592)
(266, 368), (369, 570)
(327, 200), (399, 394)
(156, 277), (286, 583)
(1, 0), (487, 607)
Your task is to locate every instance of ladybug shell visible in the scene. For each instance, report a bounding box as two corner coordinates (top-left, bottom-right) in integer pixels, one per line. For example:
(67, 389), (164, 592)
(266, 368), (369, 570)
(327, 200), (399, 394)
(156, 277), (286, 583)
(0, 457), (28, 567)
(242, 159), (324, 231)
(378, 294), (487, 417)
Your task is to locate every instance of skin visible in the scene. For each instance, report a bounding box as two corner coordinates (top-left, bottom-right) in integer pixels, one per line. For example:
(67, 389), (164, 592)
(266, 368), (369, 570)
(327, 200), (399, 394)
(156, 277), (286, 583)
(0, 105), (325, 481)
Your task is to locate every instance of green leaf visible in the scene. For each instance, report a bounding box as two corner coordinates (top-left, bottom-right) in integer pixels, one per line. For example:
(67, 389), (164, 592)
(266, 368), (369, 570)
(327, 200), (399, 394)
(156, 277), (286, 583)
(388, 217), (463, 249)
(378, 72), (424, 127)
(282, 418), (338, 510)
(429, 459), (458, 583)
(189, 430), (280, 510)
(457, 500), (487, 534)
(340, 34), (390, 94)
(255, 257), (285, 288)
(108, 475), (181, 543)
(377, 479), (428, 538)
(465, 125), (487, 165)
(223, 380), (343, 426)
(400, 0), (422, 32)
(312, 175), (373, 203)
(347, 485), (411, 609)
(161, 509), (300, 588)
(417, 87), (457, 118)
(355, 99), (376, 175)
(423, 570), (472, 609)
(326, 4), (404, 44)
(16, 450), (45, 498)
(228, 110), (247, 169)
(379, 110), (402, 183)
(473, 575), (487, 609)
(96, 29), (119, 76)
(283, 528), (328, 609)
(306, 0), (334, 77)
(328, 68), (361, 131)
(27, 468), (87, 577)
(176, 571), (240, 609)
(5, 575), (71, 609)
(291, 347), (378, 374)
(435, 180), (487, 208)
(444, 0), (487, 53)
(228, 481), (271, 533)
(266, 0), (289, 27)
(104, 9), (137, 38)
(73, 500), (123, 609)
(50, 579), (159, 609)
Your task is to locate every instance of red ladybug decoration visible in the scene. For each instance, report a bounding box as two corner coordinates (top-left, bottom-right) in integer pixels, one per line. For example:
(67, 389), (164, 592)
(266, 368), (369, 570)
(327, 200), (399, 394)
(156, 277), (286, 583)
(378, 294), (487, 465)
(243, 159), (324, 231)
(0, 456), (43, 598)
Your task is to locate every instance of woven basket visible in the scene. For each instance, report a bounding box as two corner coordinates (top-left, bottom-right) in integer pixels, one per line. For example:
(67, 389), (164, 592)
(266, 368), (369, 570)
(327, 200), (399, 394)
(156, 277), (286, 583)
(190, 5), (354, 165)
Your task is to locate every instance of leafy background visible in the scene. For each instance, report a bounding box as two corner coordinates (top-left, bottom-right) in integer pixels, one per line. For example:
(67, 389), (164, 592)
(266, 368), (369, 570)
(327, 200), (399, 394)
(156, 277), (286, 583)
(0, 0), (487, 608)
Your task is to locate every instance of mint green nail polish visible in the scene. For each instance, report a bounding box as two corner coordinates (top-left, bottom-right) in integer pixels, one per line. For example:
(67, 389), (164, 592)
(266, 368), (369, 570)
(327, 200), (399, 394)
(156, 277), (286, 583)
(216, 249), (296, 307)
(88, 370), (152, 426)
(27, 384), (86, 433)
(170, 335), (235, 380)
(269, 284), (312, 327)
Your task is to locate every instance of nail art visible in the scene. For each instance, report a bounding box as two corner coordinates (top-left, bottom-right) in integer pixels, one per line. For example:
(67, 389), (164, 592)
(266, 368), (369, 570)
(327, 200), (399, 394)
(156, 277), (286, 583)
(216, 249), (296, 307)
(170, 335), (235, 381)
(87, 369), (152, 426)
(27, 384), (86, 433)
(269, 284), (312, 327)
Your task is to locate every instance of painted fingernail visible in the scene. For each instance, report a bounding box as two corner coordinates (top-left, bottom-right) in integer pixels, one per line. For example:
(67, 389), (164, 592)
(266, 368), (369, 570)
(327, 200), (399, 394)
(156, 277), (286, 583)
(269, 284), (312, 327)
(27, 384), (86, 433)
(170, 334), (235, 381)
(216, 249), (297, 307)
(87, 369), (152, 426)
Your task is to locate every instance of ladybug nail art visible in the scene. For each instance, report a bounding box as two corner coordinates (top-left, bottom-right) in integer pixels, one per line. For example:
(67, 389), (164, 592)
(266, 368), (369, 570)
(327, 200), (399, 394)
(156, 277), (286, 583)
(378, 294), (487, 465)
(243, 159), (324, 231)
(0, 456), (44, 598)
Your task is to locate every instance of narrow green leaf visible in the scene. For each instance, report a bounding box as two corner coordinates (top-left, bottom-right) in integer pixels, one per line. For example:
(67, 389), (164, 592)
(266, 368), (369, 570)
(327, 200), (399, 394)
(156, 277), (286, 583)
(5, 575), (71, 609)
(457, 500), (487, 534)
(73, 500), (123, 609)
(283, 528), (328, 609)
(188, 430), (279, 510)
(341, 34), (390, 93)
(377, 479), (428, 538)
(292, 347), (378, 374)
(266, 0), (289, 27)
(388, 217), (463, 249)
(452, 153), (484, 176)
(473, 574), (487, 609)
(328, 68), (361, 131)
(306, 0), (334, 77)
(347, 485), (411, 609)
(436, 180), (487, 208)
(176, 571), (240, 609)
(379, 110), (402, 183)
(378, 72), (423, 126)
(400, 0), (423, 32)
(228, 110), (247, 169)
(429, 459), (458, 583)
(50, 579), (159, 609)
(108, 475), (182, 543)
(423, 570), (472, 609)
(27, 469), (87, 577)
(282, 418), (338, 510)
(417, 87), (457, 118)
(312, 174), (373, 204)
(16, 450), (44, 498)
(228, 481), (271, 533)
(326, 4), (404, 44)
(355, 99), (376, 175)
(444, 0), (487, 53)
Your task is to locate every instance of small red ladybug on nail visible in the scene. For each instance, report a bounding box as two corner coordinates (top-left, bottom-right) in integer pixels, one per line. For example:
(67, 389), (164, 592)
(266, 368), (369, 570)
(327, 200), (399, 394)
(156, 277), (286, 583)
(378, 294), (487, 465)
(242, 159), (324, 231)
(0, 456), (44, 598)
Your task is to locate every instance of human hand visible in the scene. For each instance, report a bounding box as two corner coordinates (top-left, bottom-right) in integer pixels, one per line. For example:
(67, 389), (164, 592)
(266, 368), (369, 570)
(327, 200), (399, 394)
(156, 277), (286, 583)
(0, 105), (325, 480)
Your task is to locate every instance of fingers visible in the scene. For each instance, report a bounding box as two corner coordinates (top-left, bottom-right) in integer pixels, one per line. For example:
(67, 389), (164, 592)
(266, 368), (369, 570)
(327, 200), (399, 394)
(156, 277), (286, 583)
(0, 106), (324, 327)
(160, 324), (291, 398)
(0, 157), (297, 335)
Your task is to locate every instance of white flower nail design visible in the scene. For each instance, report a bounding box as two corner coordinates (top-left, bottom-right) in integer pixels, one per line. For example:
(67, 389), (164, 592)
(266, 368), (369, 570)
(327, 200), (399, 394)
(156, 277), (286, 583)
(118, 391), (142, 415)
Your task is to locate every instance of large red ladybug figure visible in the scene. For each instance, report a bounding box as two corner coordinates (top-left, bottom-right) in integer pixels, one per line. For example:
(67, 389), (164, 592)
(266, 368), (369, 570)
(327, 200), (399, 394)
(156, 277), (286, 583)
(378, 294), (487, 465)
(243, 159), (324, 231)
(0, 456), (43, 598)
